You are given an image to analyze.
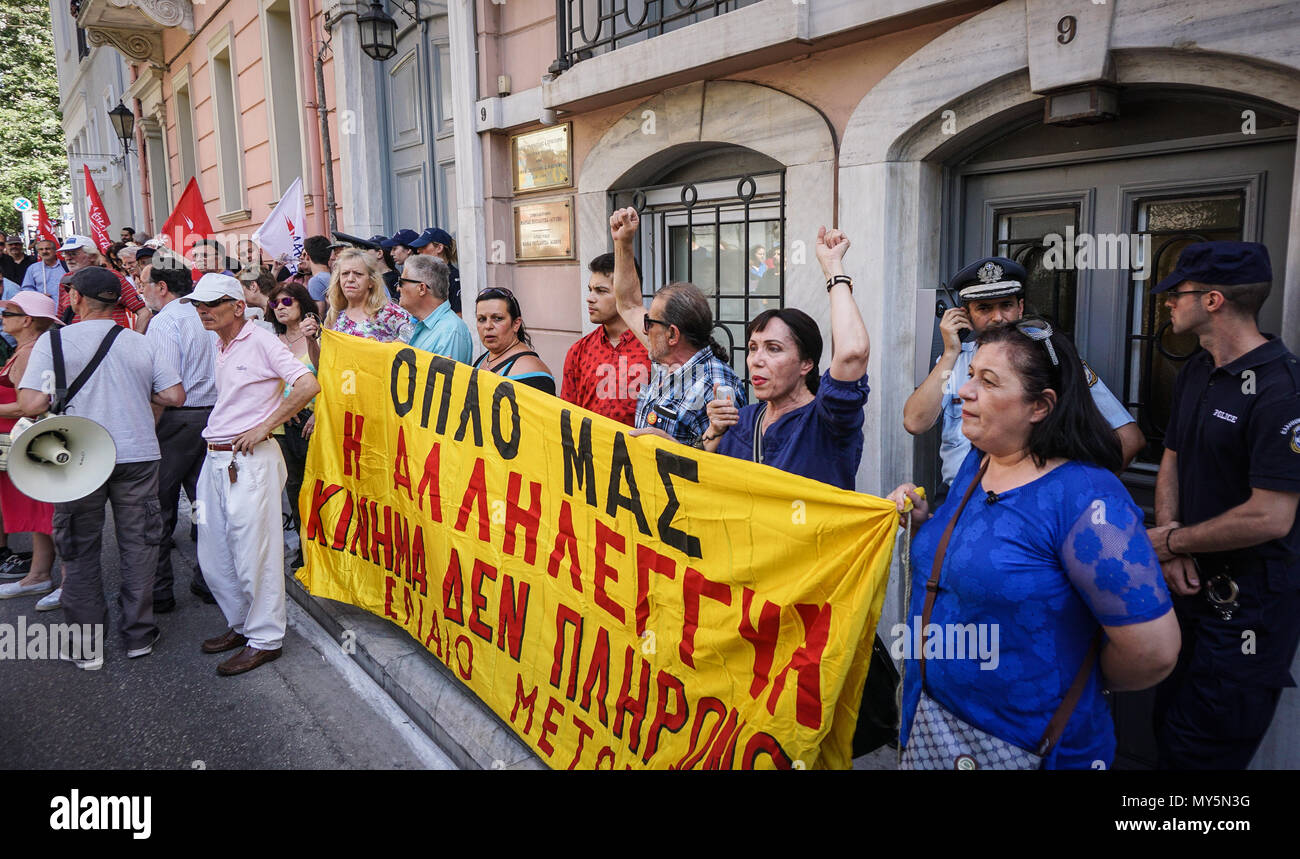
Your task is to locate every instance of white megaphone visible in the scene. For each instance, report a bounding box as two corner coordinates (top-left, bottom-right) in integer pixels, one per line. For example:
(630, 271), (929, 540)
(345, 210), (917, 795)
(0, 415), (116, 503)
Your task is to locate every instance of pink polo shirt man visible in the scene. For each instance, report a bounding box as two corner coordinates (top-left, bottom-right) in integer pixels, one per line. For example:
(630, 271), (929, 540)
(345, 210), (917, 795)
(204, 321), (310, 442)
(183, 272), (320, 677)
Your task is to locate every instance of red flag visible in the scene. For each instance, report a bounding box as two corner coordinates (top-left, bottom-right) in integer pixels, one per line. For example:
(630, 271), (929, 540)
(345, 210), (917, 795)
(160, 177), (214, 260)
(35, 196), (60, 246)
(83, 165), (112, 253)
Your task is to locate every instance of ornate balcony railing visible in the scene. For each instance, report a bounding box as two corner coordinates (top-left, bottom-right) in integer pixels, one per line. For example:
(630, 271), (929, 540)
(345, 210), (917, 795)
(551, 0), (763, 74)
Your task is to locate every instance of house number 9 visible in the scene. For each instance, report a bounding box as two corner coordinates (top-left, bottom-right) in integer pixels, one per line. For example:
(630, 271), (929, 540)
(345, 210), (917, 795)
(1057, 15), (1077, 44)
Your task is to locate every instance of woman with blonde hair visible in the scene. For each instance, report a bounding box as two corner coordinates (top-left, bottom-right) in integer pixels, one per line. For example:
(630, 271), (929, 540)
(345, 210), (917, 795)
(325, 248), (412, 343)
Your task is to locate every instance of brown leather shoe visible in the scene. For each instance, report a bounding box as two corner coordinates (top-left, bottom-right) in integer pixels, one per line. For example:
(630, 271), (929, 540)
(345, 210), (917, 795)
(201, 628), (248, 654)
(217, 645), (282, 676)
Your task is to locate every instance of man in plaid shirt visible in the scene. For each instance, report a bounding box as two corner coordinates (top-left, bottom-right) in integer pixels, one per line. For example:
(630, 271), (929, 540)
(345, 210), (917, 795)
(609, 208), (745, 446)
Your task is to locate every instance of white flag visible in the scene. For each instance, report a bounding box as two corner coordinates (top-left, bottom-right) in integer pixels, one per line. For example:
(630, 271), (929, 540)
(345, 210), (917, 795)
(252, 177), (307, 273)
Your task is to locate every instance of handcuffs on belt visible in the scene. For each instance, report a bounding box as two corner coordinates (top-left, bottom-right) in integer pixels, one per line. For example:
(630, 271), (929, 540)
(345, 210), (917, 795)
(1188, 556), (1241, 621)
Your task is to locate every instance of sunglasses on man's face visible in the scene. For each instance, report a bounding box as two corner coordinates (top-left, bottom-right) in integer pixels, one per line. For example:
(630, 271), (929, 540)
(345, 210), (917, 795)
(193, 298), (235, 310)
(643, 315), (671, 335)
(400, 277), (424, 288)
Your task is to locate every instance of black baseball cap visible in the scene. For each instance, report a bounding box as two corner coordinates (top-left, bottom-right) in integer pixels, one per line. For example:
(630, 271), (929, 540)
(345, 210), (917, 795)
(1151, 241), (1273, 294)
(69, 266), (122, 302)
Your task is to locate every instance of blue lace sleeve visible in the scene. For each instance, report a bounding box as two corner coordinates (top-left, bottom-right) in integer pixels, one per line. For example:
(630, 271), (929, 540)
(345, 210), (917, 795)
(1060, 491), (1173, 626)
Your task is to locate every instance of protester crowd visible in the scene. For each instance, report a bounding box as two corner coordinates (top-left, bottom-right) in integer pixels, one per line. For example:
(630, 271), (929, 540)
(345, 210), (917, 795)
(0, 205), (1294, 772)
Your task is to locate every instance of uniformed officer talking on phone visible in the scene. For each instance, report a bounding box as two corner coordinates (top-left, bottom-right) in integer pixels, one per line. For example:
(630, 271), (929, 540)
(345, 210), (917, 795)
(903, 256), (1145, 486)
(1146, 241), (1300, 769)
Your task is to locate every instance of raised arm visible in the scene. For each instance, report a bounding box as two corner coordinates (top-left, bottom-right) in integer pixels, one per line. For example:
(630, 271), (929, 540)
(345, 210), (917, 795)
(816, 227), (869, 381)
(610, 207), (650, 351)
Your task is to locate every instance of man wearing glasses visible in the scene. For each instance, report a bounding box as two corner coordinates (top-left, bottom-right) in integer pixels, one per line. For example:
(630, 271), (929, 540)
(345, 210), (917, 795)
(396, 254), (471, 364)
(1144, 241), (1300, 769)
(609, 207), (746, 446)
(183, 274), (320, 675)
(903, 255), (1144, 486)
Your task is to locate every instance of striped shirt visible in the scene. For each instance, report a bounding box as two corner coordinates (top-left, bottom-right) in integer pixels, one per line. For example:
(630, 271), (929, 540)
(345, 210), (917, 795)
(145, 297), (219, 407)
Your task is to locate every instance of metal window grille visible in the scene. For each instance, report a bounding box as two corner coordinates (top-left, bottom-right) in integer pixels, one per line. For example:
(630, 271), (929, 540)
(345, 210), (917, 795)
(1124, 192), (1245, 454)
(552, 0), (762, 72)
(610, 169), (786, 387)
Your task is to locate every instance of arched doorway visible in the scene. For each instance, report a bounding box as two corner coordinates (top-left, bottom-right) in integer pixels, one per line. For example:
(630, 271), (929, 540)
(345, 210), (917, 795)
(607, 142), (787, 382)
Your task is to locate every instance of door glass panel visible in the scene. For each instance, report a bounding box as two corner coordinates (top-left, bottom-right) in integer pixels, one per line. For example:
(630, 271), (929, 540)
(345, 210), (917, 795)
(1126, 192), (1244, 462)
(993, 205), (1079, 335)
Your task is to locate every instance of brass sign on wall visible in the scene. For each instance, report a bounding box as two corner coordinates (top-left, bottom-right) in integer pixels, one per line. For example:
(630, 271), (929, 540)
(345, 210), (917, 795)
(511, 124), (572, 194)
(513, 198), (574, 261)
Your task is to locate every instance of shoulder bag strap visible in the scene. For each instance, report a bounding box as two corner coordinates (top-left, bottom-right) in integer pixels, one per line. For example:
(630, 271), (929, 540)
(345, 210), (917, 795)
(1034, 630), (1104, 756)
(49, 328), (68, 413)
(53, 324), (123, 414)
(750, 403), (768, 463)
(919, 455), (989, 688)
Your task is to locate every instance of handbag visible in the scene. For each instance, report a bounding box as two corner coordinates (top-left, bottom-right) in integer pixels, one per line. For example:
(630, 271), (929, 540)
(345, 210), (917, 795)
(899, 457), (1100, 770)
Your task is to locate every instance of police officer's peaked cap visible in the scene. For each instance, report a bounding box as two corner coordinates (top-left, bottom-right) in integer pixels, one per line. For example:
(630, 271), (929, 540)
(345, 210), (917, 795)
(950, 256), (1027, 303)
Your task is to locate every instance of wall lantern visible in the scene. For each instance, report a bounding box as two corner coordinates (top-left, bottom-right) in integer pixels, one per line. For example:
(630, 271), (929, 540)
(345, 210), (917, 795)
(358, 1), (398, 61)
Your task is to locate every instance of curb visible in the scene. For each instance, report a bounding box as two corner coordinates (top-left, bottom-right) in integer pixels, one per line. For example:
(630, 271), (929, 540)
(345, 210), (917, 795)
(283, 571), (544, 771)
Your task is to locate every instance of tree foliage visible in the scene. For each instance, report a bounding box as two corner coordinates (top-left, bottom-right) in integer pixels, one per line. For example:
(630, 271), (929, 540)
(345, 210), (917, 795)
(0, 0), (68, 235)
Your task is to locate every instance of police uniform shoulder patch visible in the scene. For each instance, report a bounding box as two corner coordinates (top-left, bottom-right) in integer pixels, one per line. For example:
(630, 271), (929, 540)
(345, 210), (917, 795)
(1285, 417), (1300, 454)
(1080, 359), (1099, 388)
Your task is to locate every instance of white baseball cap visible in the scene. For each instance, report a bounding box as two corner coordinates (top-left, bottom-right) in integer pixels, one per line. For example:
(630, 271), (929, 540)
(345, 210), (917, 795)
(181, 273), (245, 305)
(57, 235), (95, 253)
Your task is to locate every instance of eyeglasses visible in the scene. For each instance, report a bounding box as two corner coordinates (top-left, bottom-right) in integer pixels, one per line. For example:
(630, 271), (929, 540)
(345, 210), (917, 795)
(1167, 289), (1211, 300)
(399, 277), (424, 287)
(643, 315), (672, 335)
(193, 298), (235, 309)
(1015, 317), (1059, 367)
(272, 297), (295, 308)
(0, 310), (26, 318)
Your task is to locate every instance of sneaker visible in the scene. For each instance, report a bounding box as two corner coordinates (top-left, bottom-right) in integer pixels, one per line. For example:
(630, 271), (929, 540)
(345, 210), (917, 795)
(0, 579), (54, 599)
(0, 551), (33, 581)
(35, 587), (62, 611)
(60, 641), (103, 671)
(126, 629), (160, 659)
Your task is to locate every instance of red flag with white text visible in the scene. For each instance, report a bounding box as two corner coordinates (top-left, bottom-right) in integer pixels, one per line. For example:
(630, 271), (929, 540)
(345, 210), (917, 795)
(83, 165), (112, 253)
(36, 196), (60, 246)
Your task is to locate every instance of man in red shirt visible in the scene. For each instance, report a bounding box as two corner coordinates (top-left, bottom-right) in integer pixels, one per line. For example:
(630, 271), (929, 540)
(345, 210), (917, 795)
(54, 236), (150, 329)
(561, 253), (650, 426)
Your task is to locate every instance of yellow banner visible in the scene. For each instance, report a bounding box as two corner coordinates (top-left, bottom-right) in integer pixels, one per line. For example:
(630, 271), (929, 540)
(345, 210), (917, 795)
(297, 331), (898, 769)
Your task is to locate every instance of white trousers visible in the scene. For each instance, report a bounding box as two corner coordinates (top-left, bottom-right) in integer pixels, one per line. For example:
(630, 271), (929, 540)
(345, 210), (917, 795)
(197, 439), (288, 650)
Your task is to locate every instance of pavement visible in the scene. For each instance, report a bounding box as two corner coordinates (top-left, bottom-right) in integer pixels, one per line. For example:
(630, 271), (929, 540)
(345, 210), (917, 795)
(0, 509), (454, 770)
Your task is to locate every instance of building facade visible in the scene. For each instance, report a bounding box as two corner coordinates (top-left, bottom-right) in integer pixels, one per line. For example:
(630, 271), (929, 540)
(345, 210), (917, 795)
(49, 1), (147, 238)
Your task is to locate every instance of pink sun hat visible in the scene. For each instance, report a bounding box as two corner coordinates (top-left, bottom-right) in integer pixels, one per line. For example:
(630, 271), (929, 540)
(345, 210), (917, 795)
(0, 291), (65, 326)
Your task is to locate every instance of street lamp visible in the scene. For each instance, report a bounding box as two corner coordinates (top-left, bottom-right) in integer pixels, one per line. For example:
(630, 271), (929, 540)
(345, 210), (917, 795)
(107, 101), (135, 159)
(358, 1), (398, 61)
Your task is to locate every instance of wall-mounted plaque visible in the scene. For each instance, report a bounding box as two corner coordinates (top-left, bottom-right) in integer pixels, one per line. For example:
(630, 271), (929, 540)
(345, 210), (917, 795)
(512, 124), (572, 193)
(513, 198), (574, 261)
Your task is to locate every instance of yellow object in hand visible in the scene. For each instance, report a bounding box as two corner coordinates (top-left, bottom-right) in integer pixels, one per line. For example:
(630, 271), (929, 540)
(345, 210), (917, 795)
(901, 486), (926, 512)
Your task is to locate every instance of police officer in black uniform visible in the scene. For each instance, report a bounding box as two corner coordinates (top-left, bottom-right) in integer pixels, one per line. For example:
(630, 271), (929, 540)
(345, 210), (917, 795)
(1147, 241), (1300, 769)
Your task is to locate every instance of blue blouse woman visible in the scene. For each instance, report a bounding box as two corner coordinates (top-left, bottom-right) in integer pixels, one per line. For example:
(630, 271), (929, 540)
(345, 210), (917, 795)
(900, 448), (1173, 768)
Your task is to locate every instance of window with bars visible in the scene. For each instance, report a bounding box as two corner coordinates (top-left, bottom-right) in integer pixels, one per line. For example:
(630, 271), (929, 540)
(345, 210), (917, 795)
(609, 169), (786, 385)
(553, 0), (763, 71)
